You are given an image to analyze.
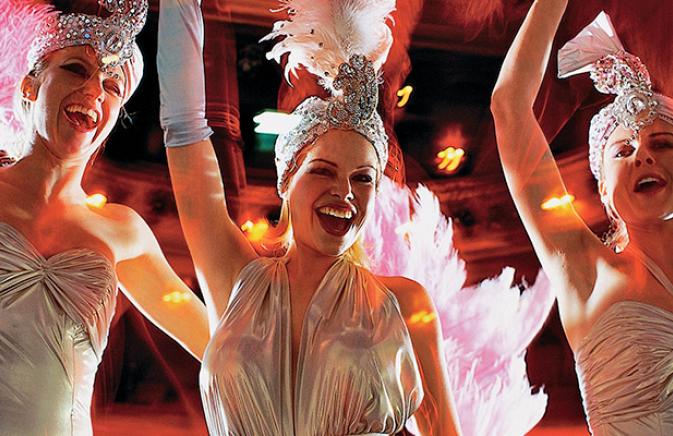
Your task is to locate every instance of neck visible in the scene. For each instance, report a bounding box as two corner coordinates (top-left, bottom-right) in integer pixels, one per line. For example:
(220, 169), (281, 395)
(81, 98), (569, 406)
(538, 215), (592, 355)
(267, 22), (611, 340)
(284, 243), (341, 291)
(0, 142), (88, 209)
(627, 219), (673, 275)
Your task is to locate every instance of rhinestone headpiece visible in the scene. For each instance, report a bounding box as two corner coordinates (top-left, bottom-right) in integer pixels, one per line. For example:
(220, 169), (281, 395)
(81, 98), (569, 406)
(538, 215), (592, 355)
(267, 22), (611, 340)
(28, 0), (147, 99)
(262, 0), (395, 198)
(559, 11), (673, 179)
(274, 55), (389, 197)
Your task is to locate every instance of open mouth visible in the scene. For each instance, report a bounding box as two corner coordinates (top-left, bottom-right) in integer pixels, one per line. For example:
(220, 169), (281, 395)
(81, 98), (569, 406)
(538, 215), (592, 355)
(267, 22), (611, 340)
(316, 205), (356, 237)
(634, 175), (667, 194)
(63, 104), (99, 132)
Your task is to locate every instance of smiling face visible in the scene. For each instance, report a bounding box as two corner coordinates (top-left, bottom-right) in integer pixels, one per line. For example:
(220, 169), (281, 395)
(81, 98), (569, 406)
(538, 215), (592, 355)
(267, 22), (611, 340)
(600, 118), (673, 227)
(285, 129), (380, 257)
(21, 45), (126, 161)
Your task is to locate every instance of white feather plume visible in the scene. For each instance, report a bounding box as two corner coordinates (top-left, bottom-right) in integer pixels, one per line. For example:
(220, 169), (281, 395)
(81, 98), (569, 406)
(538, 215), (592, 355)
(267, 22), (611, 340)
(262, 0), (395, 90)
(363, 178), (554, 435)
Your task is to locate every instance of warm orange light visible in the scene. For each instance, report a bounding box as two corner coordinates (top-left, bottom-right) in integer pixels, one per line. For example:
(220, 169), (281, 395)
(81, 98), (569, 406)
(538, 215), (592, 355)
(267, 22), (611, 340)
(409, 310), (437, 325)
(436, 146), (466, 173)
(85, 193), (107, 209)
(541, 194), (575, 210)
(162, 291), (192, 304)
(241, 219), (270, 242)
(396, 85), (413, 108)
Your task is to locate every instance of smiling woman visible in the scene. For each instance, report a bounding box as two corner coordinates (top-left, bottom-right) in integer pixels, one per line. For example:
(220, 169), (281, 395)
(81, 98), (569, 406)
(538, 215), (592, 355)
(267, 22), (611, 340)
(0, 1), (209, 435)
(159, 0), (462, 434)
(491, 1), (673, 434)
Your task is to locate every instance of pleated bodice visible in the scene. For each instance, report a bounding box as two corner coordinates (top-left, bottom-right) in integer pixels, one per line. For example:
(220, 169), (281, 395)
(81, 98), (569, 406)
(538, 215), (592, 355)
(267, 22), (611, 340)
(575, 251), (673, 435)
(0, 222), (117, 436)
(200, 256), (423, 436)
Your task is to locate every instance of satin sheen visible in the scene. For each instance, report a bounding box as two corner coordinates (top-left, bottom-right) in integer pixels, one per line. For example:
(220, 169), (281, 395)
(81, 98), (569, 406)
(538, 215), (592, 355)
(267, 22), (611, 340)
(575, 252), (673, 435)
(200, 256), (423, 436)
(0, 223), (117, 436)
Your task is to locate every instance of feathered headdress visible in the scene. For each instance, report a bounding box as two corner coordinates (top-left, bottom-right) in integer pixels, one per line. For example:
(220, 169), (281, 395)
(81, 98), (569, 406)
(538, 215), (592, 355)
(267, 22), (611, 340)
(261, 0), (395, 197)
(0, 0), (56, 163)
(558, 11), (673, 180)
(0, 0), (147, 163)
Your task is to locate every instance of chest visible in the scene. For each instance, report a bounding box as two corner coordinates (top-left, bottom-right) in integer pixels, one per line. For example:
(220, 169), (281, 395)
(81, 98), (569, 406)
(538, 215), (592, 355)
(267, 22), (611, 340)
(0, 208), (116, 264)
(570, 260), (673, 349)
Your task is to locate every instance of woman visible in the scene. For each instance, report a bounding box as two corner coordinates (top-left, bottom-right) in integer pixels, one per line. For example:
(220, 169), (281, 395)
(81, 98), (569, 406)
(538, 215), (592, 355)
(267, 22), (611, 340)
(491, 0), (673, 433)
(158, 0), (461, 434)
(0, 1), (208, 434)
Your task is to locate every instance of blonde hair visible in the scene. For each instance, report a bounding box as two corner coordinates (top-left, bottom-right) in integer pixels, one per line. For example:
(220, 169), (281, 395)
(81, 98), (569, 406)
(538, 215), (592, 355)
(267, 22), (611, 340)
(9, 60), (49, 160)
(598, 162), (629, 252)
(260, 200), (371, 267)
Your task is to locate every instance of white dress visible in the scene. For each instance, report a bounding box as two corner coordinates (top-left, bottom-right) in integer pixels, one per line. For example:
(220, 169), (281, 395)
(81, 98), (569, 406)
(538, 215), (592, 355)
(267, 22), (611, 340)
(0, 222), (117, 436)
(200, 256), (424, 436)
(574, 251), (673, 435)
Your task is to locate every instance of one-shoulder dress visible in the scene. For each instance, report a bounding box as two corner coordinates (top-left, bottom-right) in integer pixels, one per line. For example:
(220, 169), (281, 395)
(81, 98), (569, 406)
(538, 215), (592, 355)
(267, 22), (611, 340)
(574, 250), (673, 435)
(0, 222), (117, 436)
(200, 256), (424, 436)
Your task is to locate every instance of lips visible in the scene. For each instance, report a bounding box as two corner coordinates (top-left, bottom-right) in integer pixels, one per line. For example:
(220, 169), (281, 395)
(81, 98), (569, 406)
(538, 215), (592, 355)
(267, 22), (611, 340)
(63, 103), (99, 132)
(634, 175), (667, 194)
(316, 204), (356, 237)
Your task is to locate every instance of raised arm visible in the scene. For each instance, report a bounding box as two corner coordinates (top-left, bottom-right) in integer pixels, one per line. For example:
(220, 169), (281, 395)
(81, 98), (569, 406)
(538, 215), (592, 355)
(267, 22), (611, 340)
(490, 0), (609, 327)
(158, 0), (257, 327)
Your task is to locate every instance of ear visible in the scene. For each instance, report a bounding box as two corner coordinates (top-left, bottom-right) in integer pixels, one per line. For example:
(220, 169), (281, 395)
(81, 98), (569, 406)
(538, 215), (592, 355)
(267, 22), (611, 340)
(20, 75), (39, 102)
(598, 179), (608, 201)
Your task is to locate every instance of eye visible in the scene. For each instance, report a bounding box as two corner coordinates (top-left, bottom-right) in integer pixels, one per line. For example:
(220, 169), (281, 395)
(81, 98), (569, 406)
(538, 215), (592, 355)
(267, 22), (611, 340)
(613, 143), (635, 158)
(353, 173), (374, 184)
(104, 79), (123, 97)
(62, 62), (89, 78)
(651, 140), (673, 150)
(309, 167), (333, 176)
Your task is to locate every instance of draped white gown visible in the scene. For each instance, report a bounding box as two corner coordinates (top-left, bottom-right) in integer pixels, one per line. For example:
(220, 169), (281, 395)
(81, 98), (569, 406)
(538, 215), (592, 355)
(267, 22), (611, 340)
(200, 256), (424, 436)
(0, 222), (117, 436)
(575, 251), (673, 435)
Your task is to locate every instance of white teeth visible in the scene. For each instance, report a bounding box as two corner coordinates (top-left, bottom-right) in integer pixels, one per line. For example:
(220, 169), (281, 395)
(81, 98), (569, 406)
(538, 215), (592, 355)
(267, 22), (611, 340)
(639, 177), (661, 186)
(65, 104), (98, 124)
(318, 206), (353, 219)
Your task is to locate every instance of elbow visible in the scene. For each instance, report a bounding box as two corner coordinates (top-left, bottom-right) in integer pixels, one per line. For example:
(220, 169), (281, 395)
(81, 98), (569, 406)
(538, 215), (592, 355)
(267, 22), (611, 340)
(490, 87), (533, 127)
(490, 86), (516, 119)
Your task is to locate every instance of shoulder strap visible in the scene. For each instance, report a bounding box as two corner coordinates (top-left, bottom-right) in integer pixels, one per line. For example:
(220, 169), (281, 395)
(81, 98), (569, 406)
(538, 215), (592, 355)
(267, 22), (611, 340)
(633, 248), (673, 298)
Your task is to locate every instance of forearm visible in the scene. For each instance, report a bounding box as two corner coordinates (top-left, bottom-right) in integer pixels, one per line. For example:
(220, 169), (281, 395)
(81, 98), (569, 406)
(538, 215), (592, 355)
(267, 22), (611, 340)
(491, 0), (568, 115)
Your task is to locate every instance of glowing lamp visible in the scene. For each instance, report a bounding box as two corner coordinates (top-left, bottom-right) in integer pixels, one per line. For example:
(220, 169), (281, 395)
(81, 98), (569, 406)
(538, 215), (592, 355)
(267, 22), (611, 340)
(253, 110), (301, 135)
(436, 146), (466, 173)
(241, 219), (270, 242)
(162, 291), (192, 304)
(85, 193), (107, 209)
(409, 310), (437, 325)
(396, 85), (413, 108)
(541, 194), (575, 210)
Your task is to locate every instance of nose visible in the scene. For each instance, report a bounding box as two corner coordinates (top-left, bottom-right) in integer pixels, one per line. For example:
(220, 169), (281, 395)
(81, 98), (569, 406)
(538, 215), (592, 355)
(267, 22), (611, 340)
(332, 176), (354, 201)
(79, 73), (105, 103)
(634, 141), (656, 167)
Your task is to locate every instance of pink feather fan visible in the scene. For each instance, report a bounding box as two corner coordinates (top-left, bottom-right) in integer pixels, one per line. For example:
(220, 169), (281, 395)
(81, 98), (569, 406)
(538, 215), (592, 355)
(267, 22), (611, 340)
(363, 177), (554, 435)
(0, 0), (56, 159)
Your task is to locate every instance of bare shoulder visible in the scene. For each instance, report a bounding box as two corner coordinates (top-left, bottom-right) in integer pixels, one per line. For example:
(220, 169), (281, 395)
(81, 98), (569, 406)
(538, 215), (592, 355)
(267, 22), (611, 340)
(377, 275), (434, 318)
(91, 203), (155, 260)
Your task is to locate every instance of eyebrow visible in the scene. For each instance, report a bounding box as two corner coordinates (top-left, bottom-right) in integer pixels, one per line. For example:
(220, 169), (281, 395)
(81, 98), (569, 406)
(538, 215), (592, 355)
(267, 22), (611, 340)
(608, 139), (630, 148)
(309, 158), (376, 171)
(649, 132), (673, 139)
(65, 56), (126, 85)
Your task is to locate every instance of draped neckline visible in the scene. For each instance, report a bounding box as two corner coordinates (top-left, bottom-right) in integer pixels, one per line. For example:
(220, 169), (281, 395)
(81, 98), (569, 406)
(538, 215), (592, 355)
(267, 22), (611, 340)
(0, 221), (115, 271)
(576, 248), (673, 354)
